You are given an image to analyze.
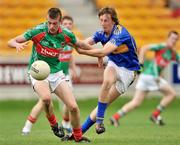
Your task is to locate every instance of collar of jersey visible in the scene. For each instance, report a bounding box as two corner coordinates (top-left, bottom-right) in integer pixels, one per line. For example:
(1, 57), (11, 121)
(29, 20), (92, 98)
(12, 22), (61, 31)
(104, 24), (116, 39)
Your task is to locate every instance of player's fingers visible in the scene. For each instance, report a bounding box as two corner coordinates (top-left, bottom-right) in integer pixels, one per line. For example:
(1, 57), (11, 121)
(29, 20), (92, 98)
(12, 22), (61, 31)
(19, 46), (24, 50)
(98, 57), (103, 67)
(23, 42), (29, 47)
(72, 73), (78, 81)
(23, 44), (27, 47)
(98, 61), (103, 67)
(74, 74), (78, 81)
(18, 46), (25, 51)
(16, 47), (21, 53)
(24, 41), (29, 45)
(98, 61), (101, 67)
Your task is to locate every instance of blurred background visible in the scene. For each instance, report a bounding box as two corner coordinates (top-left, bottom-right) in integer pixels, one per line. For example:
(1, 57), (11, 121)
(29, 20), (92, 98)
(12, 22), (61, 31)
(0, 1), (180, 145)
(0, 0), (180, 99)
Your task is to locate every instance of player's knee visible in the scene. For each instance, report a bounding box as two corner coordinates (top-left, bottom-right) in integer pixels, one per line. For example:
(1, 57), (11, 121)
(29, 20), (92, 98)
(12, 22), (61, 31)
(42, 96), (51, 105)
(170, 90), (176, 99)
(69, 103), (79, 113)
(165, 88), (176, 99)
(102, 79), (113, 90)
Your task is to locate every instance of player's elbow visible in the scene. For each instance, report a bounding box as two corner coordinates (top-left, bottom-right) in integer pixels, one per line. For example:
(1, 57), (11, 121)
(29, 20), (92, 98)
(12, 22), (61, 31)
(7, 39), (15, 48)
(140, 46), (149, 54)
(7, 39), (12, 47)
(99, 53), (106, 57)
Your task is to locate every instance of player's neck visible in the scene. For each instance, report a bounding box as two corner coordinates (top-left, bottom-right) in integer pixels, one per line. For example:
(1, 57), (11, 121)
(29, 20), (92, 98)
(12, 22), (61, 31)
(49, 31), (58, 35)
(104, 25), (114, 36)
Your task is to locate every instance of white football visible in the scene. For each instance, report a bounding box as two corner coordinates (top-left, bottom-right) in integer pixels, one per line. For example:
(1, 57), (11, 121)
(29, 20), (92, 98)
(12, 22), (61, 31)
(30, 60), (50, 80)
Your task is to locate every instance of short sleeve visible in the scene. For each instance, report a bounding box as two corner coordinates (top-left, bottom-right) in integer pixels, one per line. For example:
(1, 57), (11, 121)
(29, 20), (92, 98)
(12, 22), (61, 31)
(67, 32), (77, 44)
(24, 29), (39, 40)
(63, 28), (77, 44)
(23, 23), (45, 40)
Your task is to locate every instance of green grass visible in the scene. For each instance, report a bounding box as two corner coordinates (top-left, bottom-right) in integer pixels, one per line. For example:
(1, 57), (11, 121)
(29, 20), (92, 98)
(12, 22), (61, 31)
(0, 97), (180, 145)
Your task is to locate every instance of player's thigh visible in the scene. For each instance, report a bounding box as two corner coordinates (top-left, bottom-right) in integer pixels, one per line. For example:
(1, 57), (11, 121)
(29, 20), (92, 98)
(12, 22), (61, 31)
(103, 65), (117, 84)
(34, 81), (51, 100)
(108, 84), (121, 104)
(65, 75), (73, 89)
(54, 81), (77, 107)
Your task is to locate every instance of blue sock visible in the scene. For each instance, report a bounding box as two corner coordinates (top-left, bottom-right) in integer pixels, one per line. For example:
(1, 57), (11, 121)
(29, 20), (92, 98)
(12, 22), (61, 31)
(82, 116), (95, 134)
(96, 101), (108, 124)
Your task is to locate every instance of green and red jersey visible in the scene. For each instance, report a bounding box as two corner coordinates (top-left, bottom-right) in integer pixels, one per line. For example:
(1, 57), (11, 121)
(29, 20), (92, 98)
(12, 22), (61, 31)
(143, 43), (180, 77)
(23, 22), (76, 73)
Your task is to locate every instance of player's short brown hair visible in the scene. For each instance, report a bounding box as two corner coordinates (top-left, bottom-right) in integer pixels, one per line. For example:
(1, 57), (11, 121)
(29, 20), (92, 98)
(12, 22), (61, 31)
(62, 15), (73, 23)
(48, 7), (62, 20)
(168, 30), (179, 37)
(98, 7), (119, 25)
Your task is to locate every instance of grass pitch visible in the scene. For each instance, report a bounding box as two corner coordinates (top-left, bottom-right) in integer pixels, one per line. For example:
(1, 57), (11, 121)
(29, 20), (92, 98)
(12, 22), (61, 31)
(0, 97), (180, 145)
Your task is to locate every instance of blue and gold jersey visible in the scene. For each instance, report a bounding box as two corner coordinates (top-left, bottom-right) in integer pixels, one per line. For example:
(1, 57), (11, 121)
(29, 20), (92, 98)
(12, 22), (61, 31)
(92, 25), (140, 71)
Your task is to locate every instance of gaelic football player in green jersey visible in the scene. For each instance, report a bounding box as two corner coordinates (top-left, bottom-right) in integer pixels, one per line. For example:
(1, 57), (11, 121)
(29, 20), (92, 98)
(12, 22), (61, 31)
(110, 31), (180, 127)
(8, 8), (92, 142)
(21, 15), (77, 136)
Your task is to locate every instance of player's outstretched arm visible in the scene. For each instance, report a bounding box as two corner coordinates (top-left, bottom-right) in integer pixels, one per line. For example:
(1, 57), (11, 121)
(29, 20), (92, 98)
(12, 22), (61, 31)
(71, 39), (95, 54)
(83, 37), (104, 67)
(7, 35), (28, 52)
(138, 45), (152, 64)
(76, 41), (117, 57)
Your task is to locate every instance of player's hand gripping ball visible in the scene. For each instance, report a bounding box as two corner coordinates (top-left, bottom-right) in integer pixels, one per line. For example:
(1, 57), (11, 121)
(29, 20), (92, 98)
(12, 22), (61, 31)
(30, 60), (50, 80)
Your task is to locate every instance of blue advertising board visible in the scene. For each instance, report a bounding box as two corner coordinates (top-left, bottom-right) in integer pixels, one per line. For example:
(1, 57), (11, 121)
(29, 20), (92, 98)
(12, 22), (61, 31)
(172, 63), (180, 84)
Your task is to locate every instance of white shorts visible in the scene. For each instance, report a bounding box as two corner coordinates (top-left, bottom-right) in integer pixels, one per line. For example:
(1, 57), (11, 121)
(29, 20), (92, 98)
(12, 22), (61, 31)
(29, 70), (66, 92)
(107, 61), (136, 94)
(136, 74), (168, 91)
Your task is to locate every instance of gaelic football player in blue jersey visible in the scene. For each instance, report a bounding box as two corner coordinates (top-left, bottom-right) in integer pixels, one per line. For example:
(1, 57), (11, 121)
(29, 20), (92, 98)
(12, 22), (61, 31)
(76, 7), (140, 135)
